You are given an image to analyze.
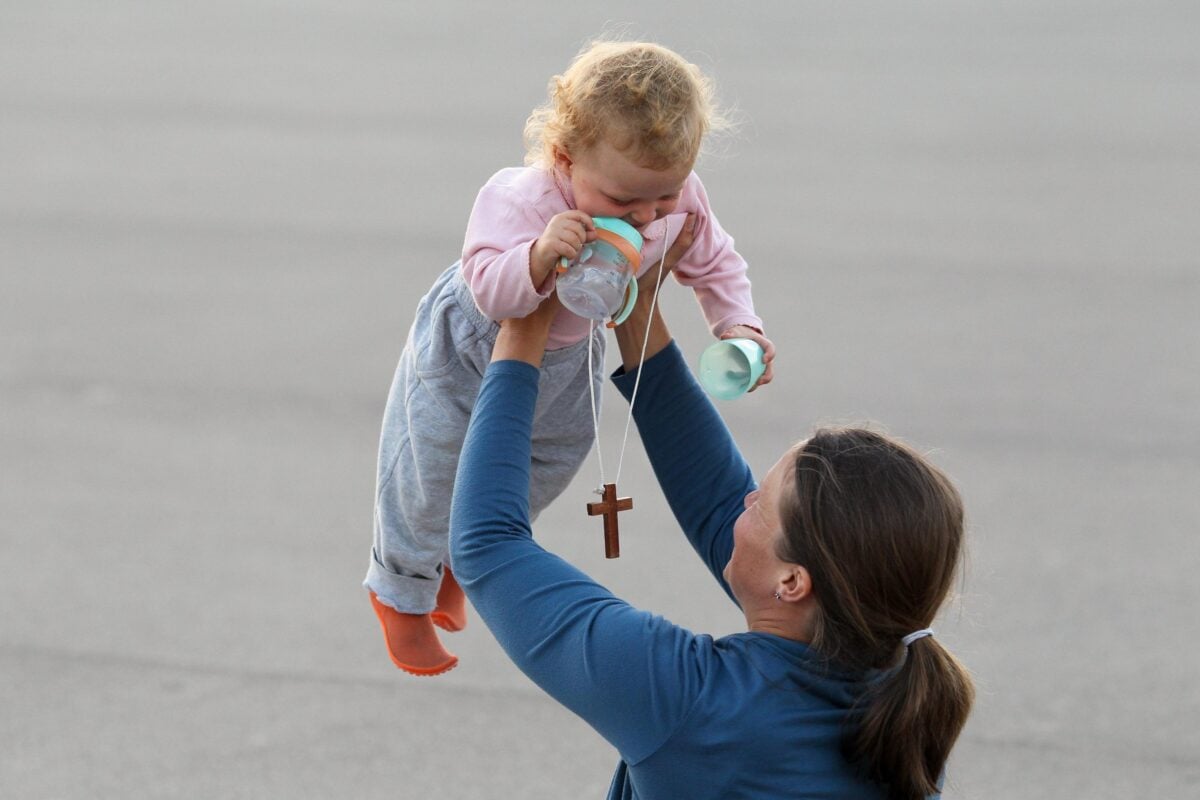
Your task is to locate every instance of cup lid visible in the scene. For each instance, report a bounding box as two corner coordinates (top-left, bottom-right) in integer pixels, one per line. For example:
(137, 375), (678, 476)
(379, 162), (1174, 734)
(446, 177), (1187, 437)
(593, 217), (643, 251)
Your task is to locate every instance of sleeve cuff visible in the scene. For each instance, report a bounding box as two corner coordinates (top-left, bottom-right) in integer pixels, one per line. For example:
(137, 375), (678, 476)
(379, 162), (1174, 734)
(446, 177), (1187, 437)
(487, 358), (542, 384)
(611, 340), (689, 400)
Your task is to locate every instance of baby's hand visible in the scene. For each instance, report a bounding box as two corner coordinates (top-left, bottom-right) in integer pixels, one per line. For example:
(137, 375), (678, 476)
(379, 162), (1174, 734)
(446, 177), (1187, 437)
(531, 211), (596, 287)
(720, 325), (775, 391)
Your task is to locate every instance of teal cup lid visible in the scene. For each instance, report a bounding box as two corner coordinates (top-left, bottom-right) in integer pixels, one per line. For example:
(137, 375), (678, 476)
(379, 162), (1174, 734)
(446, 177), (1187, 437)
(592, 216), (644, 250)
(698, 338), (766, 400)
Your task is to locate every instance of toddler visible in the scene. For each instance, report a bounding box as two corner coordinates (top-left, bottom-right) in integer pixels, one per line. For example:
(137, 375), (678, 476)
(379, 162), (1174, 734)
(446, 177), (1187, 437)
(365, 40), (775, 676)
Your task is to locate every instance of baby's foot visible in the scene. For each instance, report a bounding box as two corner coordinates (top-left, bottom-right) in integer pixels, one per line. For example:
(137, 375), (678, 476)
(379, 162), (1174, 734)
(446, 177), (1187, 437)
(369, 591), (457, 676)
(431, 565), (468, 633)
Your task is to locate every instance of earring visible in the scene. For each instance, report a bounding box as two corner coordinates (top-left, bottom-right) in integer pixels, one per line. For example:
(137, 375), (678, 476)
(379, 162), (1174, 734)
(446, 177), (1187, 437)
(773, 591), (782, 601)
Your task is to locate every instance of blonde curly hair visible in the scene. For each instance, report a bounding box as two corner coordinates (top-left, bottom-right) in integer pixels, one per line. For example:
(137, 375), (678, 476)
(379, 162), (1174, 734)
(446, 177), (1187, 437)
(524, 40), (728, 171)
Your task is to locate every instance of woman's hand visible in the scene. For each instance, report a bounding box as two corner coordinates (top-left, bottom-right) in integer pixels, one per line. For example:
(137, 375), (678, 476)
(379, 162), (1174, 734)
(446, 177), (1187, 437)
(492, 292), (562, 367)
(634, 213), (695, 297)
(613, 213), (697, 370)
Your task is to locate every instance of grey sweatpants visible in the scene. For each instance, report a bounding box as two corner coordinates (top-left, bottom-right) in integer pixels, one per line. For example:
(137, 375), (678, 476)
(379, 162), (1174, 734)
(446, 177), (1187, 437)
(364, 263), (604, 614)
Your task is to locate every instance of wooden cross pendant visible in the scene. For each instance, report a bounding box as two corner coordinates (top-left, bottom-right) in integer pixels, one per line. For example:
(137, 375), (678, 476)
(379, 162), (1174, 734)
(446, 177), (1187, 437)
(587, 483), (632, 559)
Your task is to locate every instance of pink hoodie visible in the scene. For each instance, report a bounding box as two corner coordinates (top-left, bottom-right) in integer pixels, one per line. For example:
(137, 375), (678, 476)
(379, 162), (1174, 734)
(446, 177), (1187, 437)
(461, 167), (762, 350)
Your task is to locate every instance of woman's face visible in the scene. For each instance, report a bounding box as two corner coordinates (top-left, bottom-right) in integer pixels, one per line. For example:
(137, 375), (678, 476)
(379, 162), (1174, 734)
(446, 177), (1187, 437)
(724, 444), (800, 606)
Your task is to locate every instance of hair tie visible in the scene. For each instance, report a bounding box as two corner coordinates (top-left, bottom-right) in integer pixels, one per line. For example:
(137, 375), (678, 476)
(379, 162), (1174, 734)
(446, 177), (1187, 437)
(901, 628), (934, 647)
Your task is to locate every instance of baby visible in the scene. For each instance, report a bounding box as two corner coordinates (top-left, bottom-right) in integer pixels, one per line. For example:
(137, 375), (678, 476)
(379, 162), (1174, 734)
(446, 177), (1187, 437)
(365, 39), (775, 675)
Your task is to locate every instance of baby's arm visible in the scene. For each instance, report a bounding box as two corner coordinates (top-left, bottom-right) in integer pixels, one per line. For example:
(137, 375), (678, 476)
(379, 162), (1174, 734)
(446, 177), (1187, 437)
(667, 176), (775, 390)
(530, 211), (595, 285)
(462, 172), (598, 320)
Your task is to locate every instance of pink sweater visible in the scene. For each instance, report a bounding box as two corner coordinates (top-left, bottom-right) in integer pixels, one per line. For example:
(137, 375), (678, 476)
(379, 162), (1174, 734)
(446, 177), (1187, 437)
(461, 167), (762, 350)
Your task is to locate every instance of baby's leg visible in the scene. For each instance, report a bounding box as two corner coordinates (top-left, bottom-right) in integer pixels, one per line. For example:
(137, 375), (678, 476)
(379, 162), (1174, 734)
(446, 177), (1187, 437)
(364, 265), (486, 674)
(430, 563), (467, 633)
(366, 347), (467, 616)
(366, 357), (468, 675)
(528, 326), (606, 518)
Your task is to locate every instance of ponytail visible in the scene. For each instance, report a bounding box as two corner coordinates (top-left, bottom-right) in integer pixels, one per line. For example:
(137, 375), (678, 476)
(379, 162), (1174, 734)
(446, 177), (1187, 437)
(847, 637), (975, 799)
(778, 428), (975, 798)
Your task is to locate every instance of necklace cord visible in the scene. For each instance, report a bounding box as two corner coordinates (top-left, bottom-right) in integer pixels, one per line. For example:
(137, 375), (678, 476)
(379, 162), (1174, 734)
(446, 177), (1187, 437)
(614, 220), (670, 486)
(586, 319), (606, 487)
(583, 217), (672, 493)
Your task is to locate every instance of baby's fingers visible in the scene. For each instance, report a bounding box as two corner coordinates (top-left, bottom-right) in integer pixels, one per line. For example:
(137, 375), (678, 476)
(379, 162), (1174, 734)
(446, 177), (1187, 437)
(748, 360), (774, 392)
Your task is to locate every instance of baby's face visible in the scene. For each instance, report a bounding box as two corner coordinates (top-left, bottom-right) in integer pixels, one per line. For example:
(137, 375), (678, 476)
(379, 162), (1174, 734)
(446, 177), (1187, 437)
(558, 139), (689, 230)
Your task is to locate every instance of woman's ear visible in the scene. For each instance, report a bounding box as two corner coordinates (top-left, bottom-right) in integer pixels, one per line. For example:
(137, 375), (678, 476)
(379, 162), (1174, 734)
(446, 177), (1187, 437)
(777, 565), (813, 604)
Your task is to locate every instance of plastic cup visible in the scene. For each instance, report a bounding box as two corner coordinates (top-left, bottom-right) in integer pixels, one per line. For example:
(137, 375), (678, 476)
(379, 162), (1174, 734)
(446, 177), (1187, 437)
(556, 217), (643, 324)
(698, 338), (766, 400)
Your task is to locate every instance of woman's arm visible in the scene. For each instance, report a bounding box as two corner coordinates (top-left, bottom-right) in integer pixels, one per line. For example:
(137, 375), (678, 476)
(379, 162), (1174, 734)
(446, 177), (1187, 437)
(610, 216), (688, 371)
(449, 296), (706, 765)
(611, 215), (756, 600)
(613, 344), (754, 603)
(488, 291), (560, 366)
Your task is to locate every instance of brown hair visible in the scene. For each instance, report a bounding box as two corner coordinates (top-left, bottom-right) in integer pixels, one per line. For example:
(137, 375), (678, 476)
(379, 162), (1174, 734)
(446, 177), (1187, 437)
(523, 40), (728, 171)
(777, 428), (974, 799)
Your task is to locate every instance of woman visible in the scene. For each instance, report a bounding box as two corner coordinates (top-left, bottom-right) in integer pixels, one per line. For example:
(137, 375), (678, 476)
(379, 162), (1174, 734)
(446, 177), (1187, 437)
(448, 223), (974, 799)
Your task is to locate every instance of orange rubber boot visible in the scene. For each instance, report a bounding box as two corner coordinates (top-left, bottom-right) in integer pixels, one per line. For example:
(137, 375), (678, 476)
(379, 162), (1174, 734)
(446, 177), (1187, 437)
(369, 591), (458, 676)
(431, 565), (468, 633)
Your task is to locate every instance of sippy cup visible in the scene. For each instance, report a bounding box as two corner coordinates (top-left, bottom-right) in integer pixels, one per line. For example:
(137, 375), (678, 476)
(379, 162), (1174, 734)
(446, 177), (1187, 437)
(556, 217), (643, 328)
(698, 338), (766, 400)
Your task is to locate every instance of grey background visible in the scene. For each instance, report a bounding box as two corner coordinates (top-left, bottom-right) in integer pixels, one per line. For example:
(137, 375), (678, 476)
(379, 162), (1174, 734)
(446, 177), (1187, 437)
(3, 2), (1198, 798)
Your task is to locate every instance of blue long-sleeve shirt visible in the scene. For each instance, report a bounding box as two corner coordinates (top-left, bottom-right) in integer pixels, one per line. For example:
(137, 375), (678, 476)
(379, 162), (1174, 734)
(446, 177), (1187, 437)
(450, 342), (886, 799)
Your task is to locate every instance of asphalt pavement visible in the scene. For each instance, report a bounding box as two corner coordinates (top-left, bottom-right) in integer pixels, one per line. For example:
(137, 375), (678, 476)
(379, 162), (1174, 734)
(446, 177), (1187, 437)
(3, 2), (1198, 798)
